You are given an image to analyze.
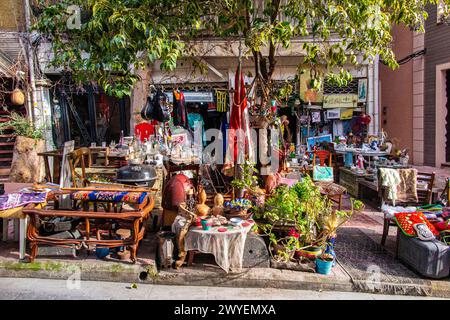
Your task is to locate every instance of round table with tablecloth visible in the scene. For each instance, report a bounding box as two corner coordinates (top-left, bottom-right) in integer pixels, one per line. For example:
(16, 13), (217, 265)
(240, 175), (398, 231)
(172, 216), (255, 272)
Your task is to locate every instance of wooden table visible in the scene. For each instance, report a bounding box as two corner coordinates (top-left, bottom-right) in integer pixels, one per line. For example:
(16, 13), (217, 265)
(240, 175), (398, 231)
(339, 167), (373, 197)
(24, 193), (154, 263)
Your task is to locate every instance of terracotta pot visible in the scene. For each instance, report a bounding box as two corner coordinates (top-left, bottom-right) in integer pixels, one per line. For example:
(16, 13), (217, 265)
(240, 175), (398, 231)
(10, 88), (25, 106)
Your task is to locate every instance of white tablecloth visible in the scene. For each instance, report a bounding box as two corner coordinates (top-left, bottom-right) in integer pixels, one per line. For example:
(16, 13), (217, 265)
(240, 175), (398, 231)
(172, 216), (254, 272)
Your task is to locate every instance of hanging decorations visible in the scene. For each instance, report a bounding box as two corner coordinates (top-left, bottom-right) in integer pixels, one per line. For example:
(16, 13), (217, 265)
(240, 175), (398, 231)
(10, 88), (25, 106)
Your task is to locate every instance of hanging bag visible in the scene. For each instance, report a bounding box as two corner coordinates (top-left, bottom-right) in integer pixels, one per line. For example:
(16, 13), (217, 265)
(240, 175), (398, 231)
(141, 90), (170, 122)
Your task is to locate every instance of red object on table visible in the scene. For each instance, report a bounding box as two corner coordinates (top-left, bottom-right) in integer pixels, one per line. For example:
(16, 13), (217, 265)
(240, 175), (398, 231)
(134, 121), (157, 142)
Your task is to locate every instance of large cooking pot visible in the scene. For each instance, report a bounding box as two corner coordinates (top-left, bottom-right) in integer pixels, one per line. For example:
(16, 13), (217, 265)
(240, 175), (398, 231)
(116, 164), (158, 187)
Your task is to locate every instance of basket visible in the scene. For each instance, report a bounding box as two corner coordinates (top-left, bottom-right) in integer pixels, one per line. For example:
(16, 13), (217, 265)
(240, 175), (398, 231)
(224, 208), (252, 220)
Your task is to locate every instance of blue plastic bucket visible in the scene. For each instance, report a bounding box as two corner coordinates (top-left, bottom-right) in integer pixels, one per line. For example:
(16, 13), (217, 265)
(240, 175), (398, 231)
(95, 246), (110, 259)
(316, 258), (333, 275)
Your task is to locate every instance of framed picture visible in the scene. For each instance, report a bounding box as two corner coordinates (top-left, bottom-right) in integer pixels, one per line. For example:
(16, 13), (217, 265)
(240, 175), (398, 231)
(306, 134), (333, 151)
(311, 111), (321, 123)
(358, 79), (368, 103)
(326, 109), (341, 120)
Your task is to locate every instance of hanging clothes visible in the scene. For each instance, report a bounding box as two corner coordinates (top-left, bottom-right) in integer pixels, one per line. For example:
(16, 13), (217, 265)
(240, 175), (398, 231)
(224, 64), (253, 174)
(379, 168), (401, 206)
(188, 112), (206, 146)
(172, 90), (189, 129)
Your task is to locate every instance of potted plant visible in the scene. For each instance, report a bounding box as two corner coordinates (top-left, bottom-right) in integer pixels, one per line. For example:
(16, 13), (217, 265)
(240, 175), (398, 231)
(231, 160), (259, 198)
(0, 112), (45, 183)
(256, 175), (363, 266)
(315, 253), (334, 275)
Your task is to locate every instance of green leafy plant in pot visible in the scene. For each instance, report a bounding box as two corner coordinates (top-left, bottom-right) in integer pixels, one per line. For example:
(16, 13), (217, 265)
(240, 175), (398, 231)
(231, 160), (259, 199)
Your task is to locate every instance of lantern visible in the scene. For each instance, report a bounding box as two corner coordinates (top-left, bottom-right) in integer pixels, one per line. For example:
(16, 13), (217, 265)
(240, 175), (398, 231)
(10, 88), (25, 106)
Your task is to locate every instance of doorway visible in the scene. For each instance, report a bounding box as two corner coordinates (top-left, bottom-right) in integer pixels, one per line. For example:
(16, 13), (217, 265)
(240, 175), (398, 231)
(446, 70), (450, 163)
(435, 63), (450, 167)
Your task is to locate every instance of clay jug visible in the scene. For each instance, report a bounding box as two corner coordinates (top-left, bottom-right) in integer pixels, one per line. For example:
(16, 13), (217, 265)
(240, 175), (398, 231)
(212, 193), (224, 216)
(195, 186), (210, 217)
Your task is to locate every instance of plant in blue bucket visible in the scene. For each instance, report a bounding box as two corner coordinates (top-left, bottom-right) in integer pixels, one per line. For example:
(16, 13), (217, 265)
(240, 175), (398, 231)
(316, 253), (334, 275)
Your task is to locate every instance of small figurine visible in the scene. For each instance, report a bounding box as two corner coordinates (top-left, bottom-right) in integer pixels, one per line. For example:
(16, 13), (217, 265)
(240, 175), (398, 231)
(370, 140), (380, 152)
(338, 136), (347, 148)
(400, 149), (410, 166)
(356, 154), (365, 170)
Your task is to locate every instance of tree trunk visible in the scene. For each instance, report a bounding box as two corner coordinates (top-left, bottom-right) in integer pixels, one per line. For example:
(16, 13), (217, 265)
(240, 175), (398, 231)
(9, 136), (46, 183)
(130, 66), (152, 133)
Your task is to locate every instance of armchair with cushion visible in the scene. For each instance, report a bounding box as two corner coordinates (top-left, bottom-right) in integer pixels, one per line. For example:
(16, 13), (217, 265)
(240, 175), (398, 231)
(378, 168), (435, 247)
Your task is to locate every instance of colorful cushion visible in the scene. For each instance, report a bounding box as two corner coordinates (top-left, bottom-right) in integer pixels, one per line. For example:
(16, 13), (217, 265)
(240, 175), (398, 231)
(0, 192), (48, 211)
(394, 212), (440, 237)
(71, 191), (147, 204)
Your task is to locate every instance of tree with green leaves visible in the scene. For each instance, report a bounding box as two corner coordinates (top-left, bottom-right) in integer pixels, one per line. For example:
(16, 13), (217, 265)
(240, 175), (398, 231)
(34, 0), (449, 102)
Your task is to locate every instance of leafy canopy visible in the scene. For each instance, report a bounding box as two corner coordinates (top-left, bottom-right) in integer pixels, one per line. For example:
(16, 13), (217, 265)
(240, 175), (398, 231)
(34, 0), (450, 97)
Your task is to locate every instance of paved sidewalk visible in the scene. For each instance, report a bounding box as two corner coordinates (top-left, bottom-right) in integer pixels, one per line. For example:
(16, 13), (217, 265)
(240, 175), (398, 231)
(0, 277), (444, 300)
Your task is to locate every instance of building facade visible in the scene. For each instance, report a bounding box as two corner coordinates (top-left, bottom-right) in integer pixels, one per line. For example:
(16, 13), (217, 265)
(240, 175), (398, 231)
(380, 3), (450, 167)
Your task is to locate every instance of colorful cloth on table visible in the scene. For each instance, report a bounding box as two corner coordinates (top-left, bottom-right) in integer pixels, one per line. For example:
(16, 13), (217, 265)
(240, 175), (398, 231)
(394, 212), (440, 237)
(71, 191), (147, 204)
(0, 192), (47, 211)
(379, 168), (401, 205)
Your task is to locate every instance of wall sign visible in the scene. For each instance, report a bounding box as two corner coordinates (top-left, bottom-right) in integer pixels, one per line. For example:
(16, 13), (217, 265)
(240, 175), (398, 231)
(326, 109), (341, 120)
(323, 94), (358, 109)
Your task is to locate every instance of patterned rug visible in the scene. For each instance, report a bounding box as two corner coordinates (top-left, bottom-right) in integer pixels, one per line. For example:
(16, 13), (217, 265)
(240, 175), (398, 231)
(335, 227), (432, 296)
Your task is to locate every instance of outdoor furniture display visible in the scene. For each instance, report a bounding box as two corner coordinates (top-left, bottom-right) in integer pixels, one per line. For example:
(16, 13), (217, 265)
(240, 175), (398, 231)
(339, 167), (372, 198)
(88, 147), (116, 168)
(378, 169), (435, 246)
(24, 191), (155, 263)
(68, 147), (91, 188)
(38, 149), (64, 184)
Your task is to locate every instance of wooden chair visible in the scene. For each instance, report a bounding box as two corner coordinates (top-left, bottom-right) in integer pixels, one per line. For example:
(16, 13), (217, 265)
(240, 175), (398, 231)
(88, 147), (110, 168)
(311, 150), (346, 210)
(68, 148), (90, 188)
(38, 149), (64, 184)
(327, 142), (344, 183)
(379, 169), (435, 247)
